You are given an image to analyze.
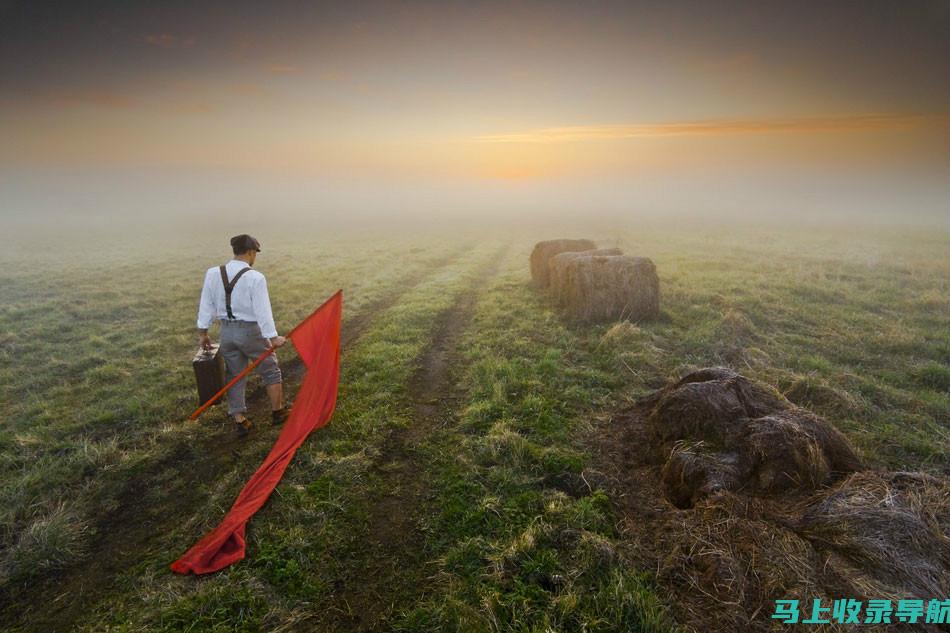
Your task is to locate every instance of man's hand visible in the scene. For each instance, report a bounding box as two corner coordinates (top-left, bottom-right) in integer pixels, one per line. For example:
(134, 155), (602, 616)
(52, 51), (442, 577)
(198, 330), (213, 350)
(269, 335), (287, 349)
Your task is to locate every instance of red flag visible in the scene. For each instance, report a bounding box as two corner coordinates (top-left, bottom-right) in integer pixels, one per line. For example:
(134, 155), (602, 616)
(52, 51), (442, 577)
(171, 290), (342, 575)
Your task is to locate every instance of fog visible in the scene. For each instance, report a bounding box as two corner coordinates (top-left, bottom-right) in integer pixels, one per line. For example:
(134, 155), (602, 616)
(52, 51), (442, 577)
(4, 163), (949, 244)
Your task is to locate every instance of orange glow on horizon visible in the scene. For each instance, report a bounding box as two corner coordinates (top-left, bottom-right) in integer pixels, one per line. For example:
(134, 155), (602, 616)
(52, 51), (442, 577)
(474, 113), (950, 144)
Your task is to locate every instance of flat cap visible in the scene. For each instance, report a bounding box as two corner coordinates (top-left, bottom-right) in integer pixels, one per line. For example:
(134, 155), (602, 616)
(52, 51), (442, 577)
(230, 234), (262, 253)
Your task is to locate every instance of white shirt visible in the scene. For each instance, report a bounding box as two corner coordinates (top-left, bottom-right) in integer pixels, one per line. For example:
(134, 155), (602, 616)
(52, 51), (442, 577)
(197, 260), (279, 338)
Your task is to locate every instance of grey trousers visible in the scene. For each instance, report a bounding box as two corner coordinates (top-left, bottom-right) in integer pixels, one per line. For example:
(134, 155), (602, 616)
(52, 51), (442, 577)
(219, 320), (282, 416)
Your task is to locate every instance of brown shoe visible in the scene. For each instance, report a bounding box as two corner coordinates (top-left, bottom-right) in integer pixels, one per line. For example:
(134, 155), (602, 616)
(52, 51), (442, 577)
(235, 418), (252, 437)
(271, 408), (290, 426)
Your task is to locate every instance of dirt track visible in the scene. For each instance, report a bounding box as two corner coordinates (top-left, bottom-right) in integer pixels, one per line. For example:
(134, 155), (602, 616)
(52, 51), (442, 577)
(0, 251), (468, 633)
(318, 244), (509, 631)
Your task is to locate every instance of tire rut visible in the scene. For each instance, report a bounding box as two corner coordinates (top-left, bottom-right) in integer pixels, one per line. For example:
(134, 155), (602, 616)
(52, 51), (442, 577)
(0, 250), (467, 633)
(320, 244), (510, 632)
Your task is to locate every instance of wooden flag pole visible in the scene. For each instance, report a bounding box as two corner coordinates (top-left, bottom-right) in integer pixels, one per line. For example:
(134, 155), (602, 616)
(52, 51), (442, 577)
(188, 289), (343, 421)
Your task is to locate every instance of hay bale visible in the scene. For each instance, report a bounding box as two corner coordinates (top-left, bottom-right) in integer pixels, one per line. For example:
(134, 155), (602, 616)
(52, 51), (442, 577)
(647, 368), (791, 447)
(797, 471), (950, 599)
(529, 239), (596, 287)
(742, 409), (863, 493)
(548, 248), (623, 305)
(661, 443), (743, 508)
(560, 255), (660, 323)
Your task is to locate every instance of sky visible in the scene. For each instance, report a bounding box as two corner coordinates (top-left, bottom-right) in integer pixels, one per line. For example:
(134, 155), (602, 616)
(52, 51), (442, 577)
(2, 0), (949, 226)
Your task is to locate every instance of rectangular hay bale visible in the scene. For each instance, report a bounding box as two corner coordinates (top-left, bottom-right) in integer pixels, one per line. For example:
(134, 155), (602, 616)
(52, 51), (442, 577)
(561, 255), (660, 323)
(548, 248), (624, 305)
(529, 239), (596, 287)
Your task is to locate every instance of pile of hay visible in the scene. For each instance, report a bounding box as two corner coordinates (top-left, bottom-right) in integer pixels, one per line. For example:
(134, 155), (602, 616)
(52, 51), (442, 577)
(646, 367), (791, 448)
(558, 255), (660, 323)
(797, 470), (950, 600)
(661, 443), (743, 509)
(599, 367), (950, 632)
(743, 409), (864, 493)
(529, 239), (596, 287)
(646, 367), (862, 502)
(548, 248), (623, 305)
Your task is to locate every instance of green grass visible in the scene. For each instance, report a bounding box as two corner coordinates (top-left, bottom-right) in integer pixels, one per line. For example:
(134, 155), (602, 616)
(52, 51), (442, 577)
(1, 221), (947, 632)
(395, 252), (677, 632)
(0, 233), (461, 590)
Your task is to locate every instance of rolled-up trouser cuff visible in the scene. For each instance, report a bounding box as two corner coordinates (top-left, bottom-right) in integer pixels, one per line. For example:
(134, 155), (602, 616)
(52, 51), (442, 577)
(257, 355), (282, 386)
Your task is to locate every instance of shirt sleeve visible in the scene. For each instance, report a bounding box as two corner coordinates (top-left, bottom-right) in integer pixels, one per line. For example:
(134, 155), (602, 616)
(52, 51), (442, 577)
(253, 275), (278, 339)
(197, 269), (216, 330)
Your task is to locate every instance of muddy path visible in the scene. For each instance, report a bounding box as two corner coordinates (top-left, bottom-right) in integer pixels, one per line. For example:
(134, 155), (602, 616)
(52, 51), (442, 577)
(317, 244), (509, 632)
(0, 251), (467, 633)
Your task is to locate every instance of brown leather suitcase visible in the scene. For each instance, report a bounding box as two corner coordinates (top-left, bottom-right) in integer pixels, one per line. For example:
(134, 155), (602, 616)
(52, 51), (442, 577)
(193, 344), (225, 406)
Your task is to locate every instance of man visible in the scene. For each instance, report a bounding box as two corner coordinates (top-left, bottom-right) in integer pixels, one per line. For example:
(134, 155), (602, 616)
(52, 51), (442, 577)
(197, 234), (288, 436)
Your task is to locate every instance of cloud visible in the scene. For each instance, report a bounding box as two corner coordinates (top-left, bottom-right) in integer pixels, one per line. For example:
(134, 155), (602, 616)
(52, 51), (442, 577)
(475, 113), (949, 144)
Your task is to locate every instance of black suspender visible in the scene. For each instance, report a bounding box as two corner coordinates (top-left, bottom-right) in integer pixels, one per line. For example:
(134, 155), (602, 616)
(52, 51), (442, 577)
(219, 265), (252, 320)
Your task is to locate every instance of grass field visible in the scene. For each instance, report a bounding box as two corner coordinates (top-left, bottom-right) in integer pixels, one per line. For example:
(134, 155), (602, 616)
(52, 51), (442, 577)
(1, 221), (948, 632)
